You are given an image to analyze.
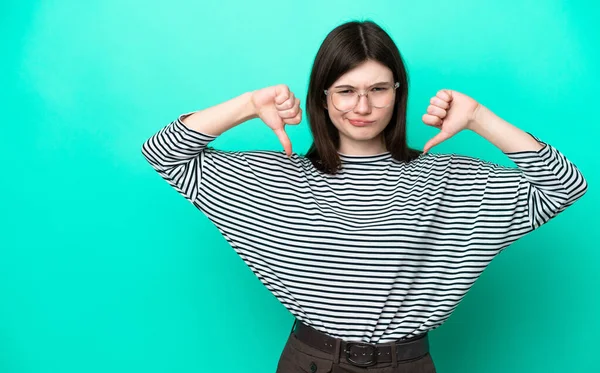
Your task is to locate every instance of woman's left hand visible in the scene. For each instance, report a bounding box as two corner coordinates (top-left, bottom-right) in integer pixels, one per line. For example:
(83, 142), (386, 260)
(422, 89), (481, 154)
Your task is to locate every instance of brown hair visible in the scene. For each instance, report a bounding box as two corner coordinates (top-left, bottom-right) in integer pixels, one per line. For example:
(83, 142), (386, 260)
(303, 20), (422, 174)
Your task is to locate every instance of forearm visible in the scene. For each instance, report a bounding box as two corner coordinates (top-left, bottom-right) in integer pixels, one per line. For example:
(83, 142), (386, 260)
(181, 91), (258, 136)
(469, 104), (544, 153)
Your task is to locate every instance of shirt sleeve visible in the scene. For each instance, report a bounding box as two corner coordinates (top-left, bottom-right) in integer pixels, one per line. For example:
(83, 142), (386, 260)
(444, 133), (587, 245)
(140, 112), (294, 210)
(502, 133), (588, 229)
(141, 112), (221, 204)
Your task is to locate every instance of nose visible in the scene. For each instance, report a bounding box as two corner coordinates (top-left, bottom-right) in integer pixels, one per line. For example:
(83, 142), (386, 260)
(353, 94), (372, 114)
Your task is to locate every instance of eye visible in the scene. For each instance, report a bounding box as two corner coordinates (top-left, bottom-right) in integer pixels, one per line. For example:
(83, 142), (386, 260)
(372, 87), (388, 92)
(337, 90), (353, 94)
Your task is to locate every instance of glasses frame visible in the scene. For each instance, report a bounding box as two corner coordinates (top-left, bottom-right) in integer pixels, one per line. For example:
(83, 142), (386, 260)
(324, 81), (400, 113)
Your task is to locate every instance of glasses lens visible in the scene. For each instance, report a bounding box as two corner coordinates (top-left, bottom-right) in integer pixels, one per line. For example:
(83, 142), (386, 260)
(332, 90), (357, 111)
(331, 85), (396, 111)
(370, 86), (395, 108)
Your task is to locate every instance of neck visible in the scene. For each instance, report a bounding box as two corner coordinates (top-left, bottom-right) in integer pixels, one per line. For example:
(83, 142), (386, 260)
(337, 137), (387, 156)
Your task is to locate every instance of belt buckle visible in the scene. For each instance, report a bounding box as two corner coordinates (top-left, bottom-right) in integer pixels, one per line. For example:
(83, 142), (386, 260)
(345, 342), (377, 367)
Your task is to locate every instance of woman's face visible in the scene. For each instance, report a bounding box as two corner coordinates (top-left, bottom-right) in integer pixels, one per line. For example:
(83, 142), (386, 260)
(325, 59), (396, 155)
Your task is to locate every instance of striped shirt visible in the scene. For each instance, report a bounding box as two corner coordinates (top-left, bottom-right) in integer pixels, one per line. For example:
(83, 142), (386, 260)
(141, 112), (588, 344)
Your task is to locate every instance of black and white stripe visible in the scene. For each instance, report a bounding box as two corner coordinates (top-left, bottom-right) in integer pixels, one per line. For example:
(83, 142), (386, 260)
(141, 112), (587, 343)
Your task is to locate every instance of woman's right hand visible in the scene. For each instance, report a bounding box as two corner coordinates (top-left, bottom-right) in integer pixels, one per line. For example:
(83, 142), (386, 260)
(250, 85), (302, 158)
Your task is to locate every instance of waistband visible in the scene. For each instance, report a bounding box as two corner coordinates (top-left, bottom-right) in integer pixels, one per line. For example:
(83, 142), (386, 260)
(292, 320), (429, 368)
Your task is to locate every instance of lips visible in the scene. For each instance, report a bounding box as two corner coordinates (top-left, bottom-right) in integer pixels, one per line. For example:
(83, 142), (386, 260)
(348, 119), (375, 126)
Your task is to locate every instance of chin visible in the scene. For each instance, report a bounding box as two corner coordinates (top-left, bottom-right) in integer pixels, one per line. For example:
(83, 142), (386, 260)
(348, 124), (382, 135)
(345, 131), (382, 142)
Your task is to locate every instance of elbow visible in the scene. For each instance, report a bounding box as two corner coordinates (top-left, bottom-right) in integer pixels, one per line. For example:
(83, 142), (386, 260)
(529, 180), (586, 230)
(544, 171), (589, 225)
(140, 139), (156, 167)
(567, 170), (589, 204)
(580, 174), (589, 197)
(140, 137), (167, 172)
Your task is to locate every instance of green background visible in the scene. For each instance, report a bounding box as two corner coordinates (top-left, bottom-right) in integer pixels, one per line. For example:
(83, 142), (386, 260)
(2, 0), (598, 372)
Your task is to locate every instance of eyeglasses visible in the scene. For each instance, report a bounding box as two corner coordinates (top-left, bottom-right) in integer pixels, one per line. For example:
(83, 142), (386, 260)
(324, 82), (399, 112)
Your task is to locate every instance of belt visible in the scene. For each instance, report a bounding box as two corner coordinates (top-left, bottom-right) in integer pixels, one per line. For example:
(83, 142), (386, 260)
(292, 321), (429, 368)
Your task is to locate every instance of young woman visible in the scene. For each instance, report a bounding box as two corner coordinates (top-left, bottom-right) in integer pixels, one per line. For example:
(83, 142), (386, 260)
(141, 20), (588, 373)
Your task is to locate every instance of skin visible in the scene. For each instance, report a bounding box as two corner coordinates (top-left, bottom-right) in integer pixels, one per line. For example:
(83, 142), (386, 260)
(242, 61), (543, 158)
(324, 59), (396, 156)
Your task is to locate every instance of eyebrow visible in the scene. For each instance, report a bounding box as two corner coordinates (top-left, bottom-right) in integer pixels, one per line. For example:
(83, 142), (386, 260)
(334, 81), (392, 89)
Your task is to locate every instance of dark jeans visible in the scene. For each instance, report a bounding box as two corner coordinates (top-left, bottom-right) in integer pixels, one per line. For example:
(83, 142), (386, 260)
(276, 332), (437, 373)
